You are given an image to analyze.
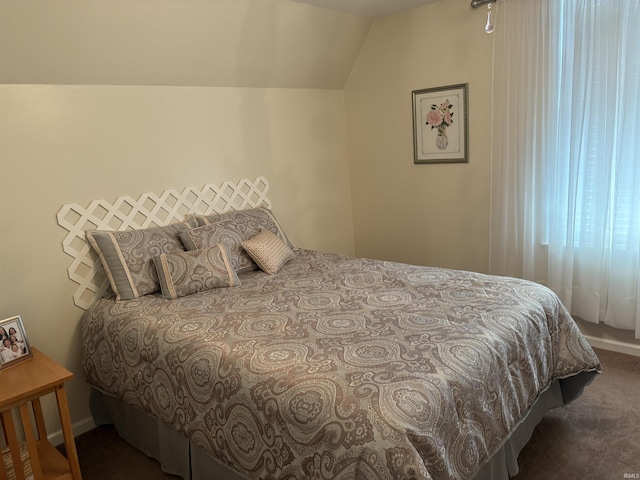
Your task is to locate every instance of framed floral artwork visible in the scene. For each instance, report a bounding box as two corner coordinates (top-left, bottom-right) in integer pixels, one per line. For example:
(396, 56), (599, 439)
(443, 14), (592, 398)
(412, 83), (469, 164)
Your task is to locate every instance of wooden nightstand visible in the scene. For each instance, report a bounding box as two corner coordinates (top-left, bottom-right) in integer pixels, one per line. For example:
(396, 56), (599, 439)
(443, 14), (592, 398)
(0, 347), (82, 480)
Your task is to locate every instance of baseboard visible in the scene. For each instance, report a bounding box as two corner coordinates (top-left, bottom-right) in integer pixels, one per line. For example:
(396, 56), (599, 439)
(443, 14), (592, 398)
(585, 335), (640, 357)
(48, 416), (96, 447)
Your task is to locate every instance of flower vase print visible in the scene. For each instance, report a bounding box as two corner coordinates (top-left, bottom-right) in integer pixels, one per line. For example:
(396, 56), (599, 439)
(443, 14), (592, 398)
(412, 84), (468, 164)
(426, 100), (453, 150)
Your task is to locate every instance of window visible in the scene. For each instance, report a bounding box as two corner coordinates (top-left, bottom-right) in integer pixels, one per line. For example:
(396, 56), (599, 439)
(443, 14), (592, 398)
(490, 0), (640, 337)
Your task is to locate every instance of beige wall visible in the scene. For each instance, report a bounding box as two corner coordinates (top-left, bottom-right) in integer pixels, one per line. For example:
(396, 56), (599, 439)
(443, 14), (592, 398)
(0, 0), (372, 88)
(0, 84), (355, 431)
(345, 1), (494, 273)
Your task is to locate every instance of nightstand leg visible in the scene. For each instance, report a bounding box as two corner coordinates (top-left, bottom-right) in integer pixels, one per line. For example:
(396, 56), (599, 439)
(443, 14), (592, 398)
(0, 413), (7, 445)
(55, 385), (82, 479)
(1, 410), (26, 480)
(32, 398), (47, 440)
(0, 413), (10, 480)
(19, 403), (43, 479)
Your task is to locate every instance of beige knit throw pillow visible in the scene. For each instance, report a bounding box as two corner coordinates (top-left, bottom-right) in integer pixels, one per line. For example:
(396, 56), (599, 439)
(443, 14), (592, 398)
(241, 229), (294, 274)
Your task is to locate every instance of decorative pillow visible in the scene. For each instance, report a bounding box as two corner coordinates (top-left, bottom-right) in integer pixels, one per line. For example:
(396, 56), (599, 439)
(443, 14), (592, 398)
(183, 216), (201, 228)
(179, 208), (291, 274)
(241, 229), (294, 274)
(86, 222), (191, 301)
(187, 207), (292, 247)
(152, 244), (240, 300)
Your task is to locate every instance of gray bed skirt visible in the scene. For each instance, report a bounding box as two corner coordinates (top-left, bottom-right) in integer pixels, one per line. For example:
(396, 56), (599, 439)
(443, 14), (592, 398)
(89, 371), (597, 480)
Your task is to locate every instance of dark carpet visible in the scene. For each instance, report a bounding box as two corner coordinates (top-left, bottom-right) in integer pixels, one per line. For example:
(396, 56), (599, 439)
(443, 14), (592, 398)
(513, 347), (640, 480)
(68, 347), (640, 480)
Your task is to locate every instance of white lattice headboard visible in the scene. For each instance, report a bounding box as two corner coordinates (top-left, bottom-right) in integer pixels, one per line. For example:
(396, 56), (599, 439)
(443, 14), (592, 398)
(57, 177), (271, 310)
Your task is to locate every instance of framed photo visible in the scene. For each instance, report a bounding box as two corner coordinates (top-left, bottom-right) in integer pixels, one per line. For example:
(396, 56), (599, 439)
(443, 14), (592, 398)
(0, 315), (32, 368)
(412, 83), (469, 164)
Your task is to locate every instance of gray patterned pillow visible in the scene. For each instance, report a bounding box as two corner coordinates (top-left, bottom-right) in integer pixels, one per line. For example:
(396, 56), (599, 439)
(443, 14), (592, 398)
(152, 245), (240, 299)
(241, 229), (294, 274)
(86, 223), (191, 301)
(183, 216), (201, 228)
(187, 207), (292, 247)
(179, 208), (291, 274)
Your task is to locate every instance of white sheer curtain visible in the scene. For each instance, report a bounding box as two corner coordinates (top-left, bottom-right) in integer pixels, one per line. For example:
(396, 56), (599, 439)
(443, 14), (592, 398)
(489, 0), (640, 338)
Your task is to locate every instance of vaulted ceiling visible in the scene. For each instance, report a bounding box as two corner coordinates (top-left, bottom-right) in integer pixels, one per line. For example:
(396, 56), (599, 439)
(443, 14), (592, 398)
(0, 0), (442, 89)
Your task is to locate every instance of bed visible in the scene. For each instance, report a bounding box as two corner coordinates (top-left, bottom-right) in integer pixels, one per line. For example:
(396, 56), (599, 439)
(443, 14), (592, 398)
(58, 178), (600, 480)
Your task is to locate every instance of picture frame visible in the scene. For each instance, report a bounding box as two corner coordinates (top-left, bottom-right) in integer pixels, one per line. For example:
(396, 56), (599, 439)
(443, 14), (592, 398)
(0, 315), (32, 369)
(412, 83), (469, 164)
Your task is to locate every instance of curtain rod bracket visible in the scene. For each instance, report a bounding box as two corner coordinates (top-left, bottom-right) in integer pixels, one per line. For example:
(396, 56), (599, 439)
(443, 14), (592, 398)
(471, 0), (494, 9)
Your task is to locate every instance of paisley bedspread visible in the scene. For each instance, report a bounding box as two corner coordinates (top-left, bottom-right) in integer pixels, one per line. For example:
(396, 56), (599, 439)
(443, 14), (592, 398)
(81, 249), (600, 480)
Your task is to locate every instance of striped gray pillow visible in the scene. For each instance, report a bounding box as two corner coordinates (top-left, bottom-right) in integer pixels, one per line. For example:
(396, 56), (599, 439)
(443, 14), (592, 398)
(86, 223), (191, 301)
